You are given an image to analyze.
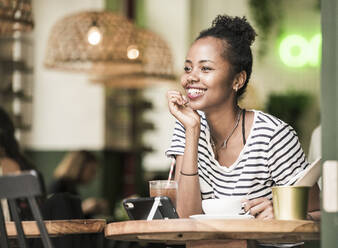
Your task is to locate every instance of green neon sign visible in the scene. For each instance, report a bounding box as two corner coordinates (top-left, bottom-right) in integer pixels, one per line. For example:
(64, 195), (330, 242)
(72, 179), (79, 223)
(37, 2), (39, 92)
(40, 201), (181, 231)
(279, 34), (322, 67)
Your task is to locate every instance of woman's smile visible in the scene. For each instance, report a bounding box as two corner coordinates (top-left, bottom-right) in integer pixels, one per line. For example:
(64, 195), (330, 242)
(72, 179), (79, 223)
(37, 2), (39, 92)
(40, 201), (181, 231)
(186, 87), (207, 99)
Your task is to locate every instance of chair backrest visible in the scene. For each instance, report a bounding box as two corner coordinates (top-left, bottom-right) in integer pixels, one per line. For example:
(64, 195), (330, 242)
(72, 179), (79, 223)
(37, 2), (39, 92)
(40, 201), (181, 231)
(0, 170), (53, 248)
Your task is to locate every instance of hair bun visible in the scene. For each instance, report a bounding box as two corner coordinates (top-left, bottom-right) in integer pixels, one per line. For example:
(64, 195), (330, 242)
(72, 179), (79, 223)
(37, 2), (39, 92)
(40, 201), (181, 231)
(212, 15), (256, 46)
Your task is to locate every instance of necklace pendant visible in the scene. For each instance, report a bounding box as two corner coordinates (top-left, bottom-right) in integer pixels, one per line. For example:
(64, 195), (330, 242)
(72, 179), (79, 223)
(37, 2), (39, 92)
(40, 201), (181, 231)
(212, 108), (242, 152)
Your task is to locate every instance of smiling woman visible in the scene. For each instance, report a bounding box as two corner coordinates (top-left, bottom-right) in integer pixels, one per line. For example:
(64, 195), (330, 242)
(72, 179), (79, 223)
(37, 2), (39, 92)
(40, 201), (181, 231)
(165, 15), (320, 242)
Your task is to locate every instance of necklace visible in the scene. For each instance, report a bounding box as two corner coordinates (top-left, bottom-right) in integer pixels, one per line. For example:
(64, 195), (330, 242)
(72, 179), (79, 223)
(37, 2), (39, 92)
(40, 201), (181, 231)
(211, 108), (243, 152)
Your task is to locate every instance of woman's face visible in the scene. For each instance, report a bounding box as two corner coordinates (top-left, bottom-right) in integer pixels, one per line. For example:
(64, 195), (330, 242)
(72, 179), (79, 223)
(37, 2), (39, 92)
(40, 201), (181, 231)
(181, 36), (236, 112)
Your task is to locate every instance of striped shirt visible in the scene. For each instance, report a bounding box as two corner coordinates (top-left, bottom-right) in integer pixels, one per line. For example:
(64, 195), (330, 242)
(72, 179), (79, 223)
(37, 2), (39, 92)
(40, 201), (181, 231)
(166, 110), (309, 201)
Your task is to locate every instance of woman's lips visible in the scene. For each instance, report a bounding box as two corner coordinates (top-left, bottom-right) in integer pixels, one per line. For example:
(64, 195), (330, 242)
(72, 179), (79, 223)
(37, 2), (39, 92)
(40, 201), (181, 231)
(186, 88), (206, 100)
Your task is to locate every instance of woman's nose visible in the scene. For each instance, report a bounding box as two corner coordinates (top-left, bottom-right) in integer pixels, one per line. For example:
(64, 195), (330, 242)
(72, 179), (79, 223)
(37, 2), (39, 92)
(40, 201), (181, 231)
(181, 69), (199, 87)
(187, 71), (199, 83)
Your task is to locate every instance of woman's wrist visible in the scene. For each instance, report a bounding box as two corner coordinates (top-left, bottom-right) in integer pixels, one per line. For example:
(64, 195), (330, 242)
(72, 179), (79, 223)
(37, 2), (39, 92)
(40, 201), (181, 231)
(180, 171), (198, 176)
(185, 126), (200, 138)
(183, 116), (200, 130)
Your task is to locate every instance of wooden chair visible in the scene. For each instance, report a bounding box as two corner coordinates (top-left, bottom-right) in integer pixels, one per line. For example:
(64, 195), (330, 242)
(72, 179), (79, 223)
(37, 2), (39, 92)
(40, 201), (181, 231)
(0, 170), (53, 248)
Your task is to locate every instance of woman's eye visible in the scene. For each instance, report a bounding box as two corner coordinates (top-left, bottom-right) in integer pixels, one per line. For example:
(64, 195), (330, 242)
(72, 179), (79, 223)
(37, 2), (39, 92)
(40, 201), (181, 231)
(201, 66), (212, 72)
(184, 66), (192, 72)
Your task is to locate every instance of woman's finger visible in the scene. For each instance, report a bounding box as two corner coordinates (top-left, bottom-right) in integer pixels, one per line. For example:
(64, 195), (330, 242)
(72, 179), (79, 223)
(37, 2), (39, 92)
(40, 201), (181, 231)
(169, 94), (190, 108)
(169, 95), (185, 106)
(167, 91), (182, 101)
(167, 90), (181, 95)
(167, 91), (183, 100)
(243, 197), (264, 212)
(251, 200), (271, 216)
(182, 95), (189, 105)
(167, 91), (189, 105)
(256, 205), (274, 219)
(245, 198), (273, 217)
(255, 203), (274, 219)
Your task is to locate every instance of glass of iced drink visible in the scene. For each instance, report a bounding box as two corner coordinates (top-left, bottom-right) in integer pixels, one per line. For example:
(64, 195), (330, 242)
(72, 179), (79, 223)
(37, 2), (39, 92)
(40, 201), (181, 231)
(149, 180), (177, 208)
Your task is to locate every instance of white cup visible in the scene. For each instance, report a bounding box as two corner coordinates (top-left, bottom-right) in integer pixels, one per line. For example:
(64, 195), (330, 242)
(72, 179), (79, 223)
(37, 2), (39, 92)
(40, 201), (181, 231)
(202, 198), (242, 215)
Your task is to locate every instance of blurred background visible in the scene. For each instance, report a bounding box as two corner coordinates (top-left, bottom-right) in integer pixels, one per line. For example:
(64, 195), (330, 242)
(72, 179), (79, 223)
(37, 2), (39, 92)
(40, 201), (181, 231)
(0, 0), (321, 220)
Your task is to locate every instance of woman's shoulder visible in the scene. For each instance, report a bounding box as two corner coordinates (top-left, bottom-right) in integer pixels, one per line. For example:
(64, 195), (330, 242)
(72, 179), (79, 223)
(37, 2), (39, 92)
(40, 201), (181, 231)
(252, 110), (290, 129)
(1, 157), (21, 174)
(250, 110), (298, 141)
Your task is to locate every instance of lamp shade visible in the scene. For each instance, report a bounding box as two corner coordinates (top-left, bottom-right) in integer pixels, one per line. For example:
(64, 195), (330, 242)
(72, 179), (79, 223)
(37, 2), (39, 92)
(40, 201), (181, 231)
(44, 11), (142, 74)
(90, 28), (176, 88)
(0, 0), (34, 35)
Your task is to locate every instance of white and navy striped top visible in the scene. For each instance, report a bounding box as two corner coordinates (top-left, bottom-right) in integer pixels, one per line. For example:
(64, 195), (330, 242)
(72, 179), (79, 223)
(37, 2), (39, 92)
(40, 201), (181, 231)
(166, 110), (309, 201)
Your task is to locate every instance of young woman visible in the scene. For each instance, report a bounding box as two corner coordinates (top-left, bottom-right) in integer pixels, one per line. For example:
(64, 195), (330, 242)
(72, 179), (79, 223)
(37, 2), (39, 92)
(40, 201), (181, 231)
(166, 15), (320, 221)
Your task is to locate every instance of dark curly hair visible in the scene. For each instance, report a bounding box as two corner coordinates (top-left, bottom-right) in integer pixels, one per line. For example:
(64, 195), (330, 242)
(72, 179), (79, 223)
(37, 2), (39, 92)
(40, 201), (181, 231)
(196, 15), (257, 98)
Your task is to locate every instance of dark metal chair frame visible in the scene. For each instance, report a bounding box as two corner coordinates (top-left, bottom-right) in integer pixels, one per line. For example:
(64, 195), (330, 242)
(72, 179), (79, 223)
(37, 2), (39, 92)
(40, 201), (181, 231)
(0, 170), (53, 248)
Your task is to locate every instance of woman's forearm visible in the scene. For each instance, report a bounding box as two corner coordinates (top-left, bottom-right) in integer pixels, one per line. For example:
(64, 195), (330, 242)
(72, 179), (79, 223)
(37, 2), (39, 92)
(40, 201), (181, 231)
(175, 127), (203, 218)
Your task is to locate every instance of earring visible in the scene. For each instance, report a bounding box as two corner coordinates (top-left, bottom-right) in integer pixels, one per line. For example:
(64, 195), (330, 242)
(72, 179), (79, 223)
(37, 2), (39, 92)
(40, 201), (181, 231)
(235, 85), (238, 92)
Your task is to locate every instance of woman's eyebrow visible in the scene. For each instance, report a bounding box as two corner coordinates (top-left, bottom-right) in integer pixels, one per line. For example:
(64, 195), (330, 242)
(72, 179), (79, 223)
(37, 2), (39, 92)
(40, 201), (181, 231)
(199, 59), (215, 64)
(185, 59), (215, 64)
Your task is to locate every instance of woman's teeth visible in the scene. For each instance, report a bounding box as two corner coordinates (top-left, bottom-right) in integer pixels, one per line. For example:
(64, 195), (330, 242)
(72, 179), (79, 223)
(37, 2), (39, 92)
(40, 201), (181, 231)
(187, 88), (205, 97)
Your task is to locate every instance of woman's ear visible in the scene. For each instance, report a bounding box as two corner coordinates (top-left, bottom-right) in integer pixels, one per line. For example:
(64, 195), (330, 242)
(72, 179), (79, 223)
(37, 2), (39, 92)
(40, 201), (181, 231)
(233, 71), (247, 92)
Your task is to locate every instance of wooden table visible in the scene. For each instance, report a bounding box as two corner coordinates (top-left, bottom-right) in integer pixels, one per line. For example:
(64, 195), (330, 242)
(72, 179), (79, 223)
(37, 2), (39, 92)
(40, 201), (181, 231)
(105, 219), (320, 248)
(6, 219), (106, 238)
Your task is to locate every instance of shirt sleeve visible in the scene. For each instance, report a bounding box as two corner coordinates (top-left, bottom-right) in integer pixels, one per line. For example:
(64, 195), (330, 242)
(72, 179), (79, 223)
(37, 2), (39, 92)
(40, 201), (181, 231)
(165, 120), (186, 158)
(267, 123), (309, 185)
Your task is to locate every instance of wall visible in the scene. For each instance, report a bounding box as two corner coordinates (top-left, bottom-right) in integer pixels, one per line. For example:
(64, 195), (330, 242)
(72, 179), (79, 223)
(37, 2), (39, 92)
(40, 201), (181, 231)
(25, 0), (106, 199)
(252, 0), (320, 102)
(249, 0), (321, 150)
(28, 0), (105, 150)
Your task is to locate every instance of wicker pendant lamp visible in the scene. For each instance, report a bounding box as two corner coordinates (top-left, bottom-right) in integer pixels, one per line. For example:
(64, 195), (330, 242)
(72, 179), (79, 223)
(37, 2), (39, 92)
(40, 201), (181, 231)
(44, 10), (176, 87)
(0, 0), (34, 35)
(90, 28), (175, 88)
(44, 11), (143, 74)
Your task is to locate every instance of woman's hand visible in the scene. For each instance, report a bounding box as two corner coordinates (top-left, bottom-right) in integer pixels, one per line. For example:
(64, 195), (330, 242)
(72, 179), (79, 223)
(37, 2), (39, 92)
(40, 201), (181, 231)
(243, 197), (274, 220)
(167, 90), (200, 129)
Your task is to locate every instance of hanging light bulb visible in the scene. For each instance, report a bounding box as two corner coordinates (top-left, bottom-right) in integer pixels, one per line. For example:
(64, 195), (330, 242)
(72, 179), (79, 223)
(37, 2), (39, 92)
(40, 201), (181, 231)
(87, 21), (102, 45)
(127, 45), (139, 60)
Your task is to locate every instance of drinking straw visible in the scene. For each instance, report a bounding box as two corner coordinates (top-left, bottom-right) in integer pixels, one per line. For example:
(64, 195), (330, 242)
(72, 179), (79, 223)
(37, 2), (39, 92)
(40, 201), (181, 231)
(166, 157), (175, 185)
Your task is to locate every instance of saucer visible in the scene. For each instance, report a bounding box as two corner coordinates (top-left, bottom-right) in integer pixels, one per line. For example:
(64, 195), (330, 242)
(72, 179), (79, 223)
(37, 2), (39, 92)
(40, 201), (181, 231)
(189, 214), (254, 220)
